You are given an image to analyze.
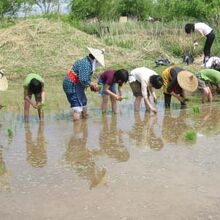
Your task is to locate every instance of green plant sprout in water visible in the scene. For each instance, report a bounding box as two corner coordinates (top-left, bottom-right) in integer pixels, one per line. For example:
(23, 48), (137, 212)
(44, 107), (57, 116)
(192, 106), (200, 114)
(122, 96), (129, 100)
(184, 130), (197, 142)
(7, 128), (13, 138)
(40, 103), (47, 110)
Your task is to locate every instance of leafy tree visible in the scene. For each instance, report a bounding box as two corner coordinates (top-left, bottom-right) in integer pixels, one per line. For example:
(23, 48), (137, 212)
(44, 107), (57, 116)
(25, 0), (60, 14)
(70, 0), (120, 20)
(118, 0), (154, 20)
(0, 0), (23, 18)
(154, 0), (220, 21)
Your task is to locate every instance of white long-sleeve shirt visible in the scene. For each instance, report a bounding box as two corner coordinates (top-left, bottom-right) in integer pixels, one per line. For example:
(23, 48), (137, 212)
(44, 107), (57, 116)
(129, 67), (158, 98)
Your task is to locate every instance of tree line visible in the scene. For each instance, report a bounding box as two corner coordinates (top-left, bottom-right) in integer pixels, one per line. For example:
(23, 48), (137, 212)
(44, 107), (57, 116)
(1, 0), (220, 23)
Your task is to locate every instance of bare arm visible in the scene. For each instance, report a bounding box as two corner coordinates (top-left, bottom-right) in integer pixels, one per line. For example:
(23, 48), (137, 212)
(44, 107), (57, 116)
(104, 84), (122, 101)
(143, 96), (157, 114)
(24, 89), (38, 108)
(41, 89), (45, 104)
(149, 86), (157, 103)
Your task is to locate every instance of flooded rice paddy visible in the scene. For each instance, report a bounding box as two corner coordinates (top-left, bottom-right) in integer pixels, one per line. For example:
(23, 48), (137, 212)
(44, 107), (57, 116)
(0, 102), (220, 220)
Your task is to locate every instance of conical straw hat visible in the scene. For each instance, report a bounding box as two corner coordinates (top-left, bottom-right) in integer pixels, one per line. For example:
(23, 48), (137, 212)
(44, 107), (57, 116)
(87, 47), (105, 67)
(177, 70), (198, 92)
(0, 70), (8, 91)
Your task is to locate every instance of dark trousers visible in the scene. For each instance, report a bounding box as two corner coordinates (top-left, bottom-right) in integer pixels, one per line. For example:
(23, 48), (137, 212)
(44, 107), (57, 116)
(204, 31), (215, 63)
(164, 92), (185, 108)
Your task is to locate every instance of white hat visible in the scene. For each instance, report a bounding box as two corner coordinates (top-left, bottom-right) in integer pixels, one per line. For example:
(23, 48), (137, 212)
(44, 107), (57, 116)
(0, 70), (8, 91)
(177, 70), (198, 92)
(87, 47), (105, 67)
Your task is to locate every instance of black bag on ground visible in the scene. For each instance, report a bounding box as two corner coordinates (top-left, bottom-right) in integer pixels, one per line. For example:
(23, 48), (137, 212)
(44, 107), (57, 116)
(182, 52), (194, 65)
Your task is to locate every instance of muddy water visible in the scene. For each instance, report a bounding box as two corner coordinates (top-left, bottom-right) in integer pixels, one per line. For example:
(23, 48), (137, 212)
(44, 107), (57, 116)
(0, 104), (220, 220)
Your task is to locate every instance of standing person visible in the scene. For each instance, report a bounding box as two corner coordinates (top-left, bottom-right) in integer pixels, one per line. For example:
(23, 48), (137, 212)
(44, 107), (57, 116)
(185, 22), (215, 64)
(196, 68), (220, 103)
(129, 67), (163, 114)
(162, 66), (198, 108)
(63, 47), (104, 121)
(0, 69), (8, 109)
(23, 73), (45, 122)
(98, 69), (129, 114)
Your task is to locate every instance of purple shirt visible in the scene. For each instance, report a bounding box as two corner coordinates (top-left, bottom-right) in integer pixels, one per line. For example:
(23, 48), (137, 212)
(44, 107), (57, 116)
(100, 70), (116, 86)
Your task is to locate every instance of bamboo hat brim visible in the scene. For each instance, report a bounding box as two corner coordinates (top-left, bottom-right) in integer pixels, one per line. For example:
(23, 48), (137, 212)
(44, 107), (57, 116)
(87, 47), (105, 67)
(177, 70), (198, 92)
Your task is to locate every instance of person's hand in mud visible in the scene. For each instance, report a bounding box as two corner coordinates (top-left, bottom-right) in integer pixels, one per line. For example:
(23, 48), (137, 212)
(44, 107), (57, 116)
(33, 102), (43, 110)
(36, 102), (45, 110)
(150, 106), (157, 115)
(175, 94), (186, 104)
(115, 95), (123, 101)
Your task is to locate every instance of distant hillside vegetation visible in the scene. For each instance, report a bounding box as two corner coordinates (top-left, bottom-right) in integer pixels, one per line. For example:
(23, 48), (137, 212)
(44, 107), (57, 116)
(1, 17), (217, 79)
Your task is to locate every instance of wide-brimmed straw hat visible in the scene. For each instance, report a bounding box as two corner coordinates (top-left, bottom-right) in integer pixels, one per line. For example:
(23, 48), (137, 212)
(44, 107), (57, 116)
(0, 69), (8, 91)
(177, 70), (198, 92)
(87, 47), (105, 67)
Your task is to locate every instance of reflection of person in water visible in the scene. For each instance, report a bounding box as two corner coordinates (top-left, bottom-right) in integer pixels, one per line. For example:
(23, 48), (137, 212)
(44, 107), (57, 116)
(65, 120), (106, 189)
(129, 112), (148, 147)
(99, 115), (130, 162)
(0, 146), (7, 176)
(162, 109), (189, 144)
(25, 122), (47, 168)
(146, 116), (164, 151)
(0, 145), (10, 191)
(194, 105), (220, 135)
(129, 112), (163, 150)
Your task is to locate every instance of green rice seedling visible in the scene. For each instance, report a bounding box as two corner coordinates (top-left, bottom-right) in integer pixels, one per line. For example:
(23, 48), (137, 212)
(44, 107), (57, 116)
(7, 128), (13, 138)
(192, 106), (200, 114)
(184, 130), (197, 142)
(40, 103), (47, 110)
(122, 96), (129, 100)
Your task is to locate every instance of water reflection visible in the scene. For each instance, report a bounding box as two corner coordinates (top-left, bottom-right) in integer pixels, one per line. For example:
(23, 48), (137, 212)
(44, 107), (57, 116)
(25, 122), (47, 168)
(0, 145), (10, 191)
(162, 109), (190, 144)
(193, 105), (220, 135)
(65, 120), (107, 189)
(129, 112), (164, 150)
(99, 115), (130, 162)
